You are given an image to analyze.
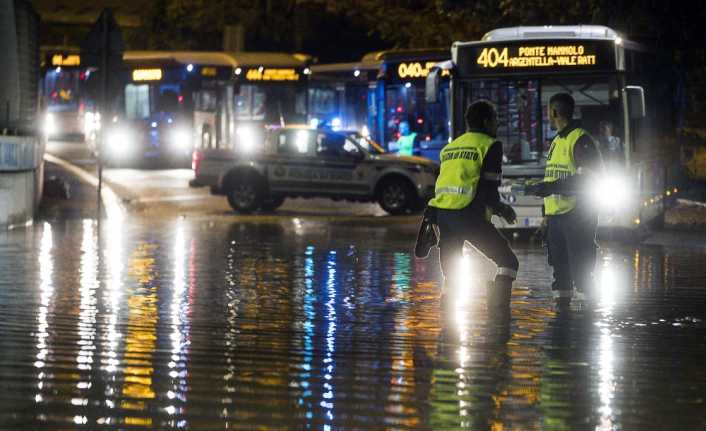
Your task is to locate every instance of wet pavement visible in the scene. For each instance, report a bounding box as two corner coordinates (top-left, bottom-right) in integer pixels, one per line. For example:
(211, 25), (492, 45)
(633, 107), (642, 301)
(2, 213), (706, 430)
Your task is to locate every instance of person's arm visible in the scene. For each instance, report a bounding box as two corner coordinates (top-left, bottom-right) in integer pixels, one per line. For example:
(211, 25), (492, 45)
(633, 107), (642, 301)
(536, 134), (603, 196)
(480, 141), (503, 209)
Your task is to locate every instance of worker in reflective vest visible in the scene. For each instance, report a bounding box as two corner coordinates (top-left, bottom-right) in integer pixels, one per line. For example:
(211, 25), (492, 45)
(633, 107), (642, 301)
(427, 100), (518, 314)
(395, 121), (417, 156)
(525, 93), (603, 308)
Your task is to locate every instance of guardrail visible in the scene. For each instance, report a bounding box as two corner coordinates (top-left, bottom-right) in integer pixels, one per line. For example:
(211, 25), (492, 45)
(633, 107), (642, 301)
(0, 134), (44, 227)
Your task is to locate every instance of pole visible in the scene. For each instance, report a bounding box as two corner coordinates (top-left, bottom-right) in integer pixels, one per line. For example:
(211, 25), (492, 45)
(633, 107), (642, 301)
(97, 13), (108, 217)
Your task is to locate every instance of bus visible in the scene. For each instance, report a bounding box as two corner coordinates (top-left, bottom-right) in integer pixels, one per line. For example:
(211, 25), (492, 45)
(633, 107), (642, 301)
(426, 25), (680, 230)
(93, 51), (310, 166)
(310, 49), (451, 161)
(40, 48), (93, 140)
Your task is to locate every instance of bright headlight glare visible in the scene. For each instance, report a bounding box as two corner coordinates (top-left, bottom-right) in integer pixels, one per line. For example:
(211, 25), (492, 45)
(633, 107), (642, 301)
(172, 128), (191, 149)
(44, 113), (56, 136)
(236, 126), (256, 153)
(591, 174), (631, 211)
(107, 128), (130, 152)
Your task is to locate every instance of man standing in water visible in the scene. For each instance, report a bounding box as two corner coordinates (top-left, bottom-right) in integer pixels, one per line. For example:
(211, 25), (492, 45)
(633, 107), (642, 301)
(423, 100), (518, 314)
(526, 93), (603, 308)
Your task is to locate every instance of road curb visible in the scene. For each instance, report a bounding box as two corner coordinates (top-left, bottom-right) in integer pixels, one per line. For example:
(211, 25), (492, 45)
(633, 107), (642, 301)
(44, 154), (126, 218)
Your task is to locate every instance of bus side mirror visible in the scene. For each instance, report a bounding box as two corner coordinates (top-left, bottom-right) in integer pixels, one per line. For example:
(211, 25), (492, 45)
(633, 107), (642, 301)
(626, 86), (646, 119)
(425, 68), (441, 104)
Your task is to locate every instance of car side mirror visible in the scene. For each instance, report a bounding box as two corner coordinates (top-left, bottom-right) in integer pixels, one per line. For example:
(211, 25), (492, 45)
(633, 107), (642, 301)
(625, 86), (646, 119)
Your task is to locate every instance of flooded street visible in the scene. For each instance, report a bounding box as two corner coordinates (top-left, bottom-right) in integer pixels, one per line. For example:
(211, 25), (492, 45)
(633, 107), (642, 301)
(1, 216), (706, 430)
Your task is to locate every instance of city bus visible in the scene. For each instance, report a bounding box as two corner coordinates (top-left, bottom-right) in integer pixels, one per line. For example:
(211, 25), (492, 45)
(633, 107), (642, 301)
(94, 51), (311, 166)
(426, 25), (680, 230)
(40, 48), (93, 140)
(310, 49), (451, 160)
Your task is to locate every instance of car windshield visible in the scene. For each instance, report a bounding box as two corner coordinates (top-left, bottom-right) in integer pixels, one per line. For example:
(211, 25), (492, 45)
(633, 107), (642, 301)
(346, 132), (385, 155)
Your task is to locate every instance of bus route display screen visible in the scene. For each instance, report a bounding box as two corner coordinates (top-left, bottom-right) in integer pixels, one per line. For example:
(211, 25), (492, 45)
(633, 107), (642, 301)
(456, 39), (618, 76)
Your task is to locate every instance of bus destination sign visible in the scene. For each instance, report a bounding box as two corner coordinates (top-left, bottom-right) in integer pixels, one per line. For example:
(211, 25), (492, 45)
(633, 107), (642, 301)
(244, 68), (300, 81)
(459, 40), (616, 75)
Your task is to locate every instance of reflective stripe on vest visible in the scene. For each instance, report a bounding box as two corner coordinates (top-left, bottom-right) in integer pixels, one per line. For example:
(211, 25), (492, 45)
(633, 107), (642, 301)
(544, 127), (586, 215)
(428, 132), (495, 210)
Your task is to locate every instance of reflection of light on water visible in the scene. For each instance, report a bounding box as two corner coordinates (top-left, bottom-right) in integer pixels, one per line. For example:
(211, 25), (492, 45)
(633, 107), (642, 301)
(595, 252), (619, 430)
(102, 214), (123, 404)
(35, 223), (54, 404)
(299, 246), (316, 416)
(321, 251), (337, 430)
(120, 241), (159, 424)
(165, 221), (190, 426)
(77, 220), (98, 378)
(596, 326), (615, 430)
(598, 256), (619, 310)
(454, 253), (474, 338)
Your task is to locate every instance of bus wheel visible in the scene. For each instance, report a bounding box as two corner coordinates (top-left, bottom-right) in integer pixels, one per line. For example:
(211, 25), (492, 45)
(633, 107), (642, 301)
(226, 183), (262, 214)
(261, 196), (285, 212)
(378, 178), (415, 215)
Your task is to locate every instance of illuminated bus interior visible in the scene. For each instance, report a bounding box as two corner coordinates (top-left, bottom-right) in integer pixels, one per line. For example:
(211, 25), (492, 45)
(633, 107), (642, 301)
(383, 80), (450, 157)
(43, 67), (83, 112)
(459, 75), (621, 165)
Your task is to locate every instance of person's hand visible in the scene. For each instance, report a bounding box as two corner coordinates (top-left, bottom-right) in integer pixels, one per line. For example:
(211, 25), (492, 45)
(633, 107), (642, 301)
(496, 202), (517, 225)
(525, 181), (551, 197)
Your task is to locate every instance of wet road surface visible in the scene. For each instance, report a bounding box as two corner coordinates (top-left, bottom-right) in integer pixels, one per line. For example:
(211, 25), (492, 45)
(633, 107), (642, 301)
(2, 215), (706, 430)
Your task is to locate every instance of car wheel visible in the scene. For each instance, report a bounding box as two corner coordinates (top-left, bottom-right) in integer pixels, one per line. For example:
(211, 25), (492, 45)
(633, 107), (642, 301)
(261, 196), (285, 212)
(378, 178), (416, 215)
(227, 182), (262, 214)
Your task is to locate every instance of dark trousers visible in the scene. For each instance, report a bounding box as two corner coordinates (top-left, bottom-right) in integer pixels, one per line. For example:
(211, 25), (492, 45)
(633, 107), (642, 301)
(546, 210), (598, 296)
(436, 207), (519, 281)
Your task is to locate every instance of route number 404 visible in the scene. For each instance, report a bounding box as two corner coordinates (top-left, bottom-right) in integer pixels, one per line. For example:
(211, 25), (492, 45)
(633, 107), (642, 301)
(476, 47), (509, 68)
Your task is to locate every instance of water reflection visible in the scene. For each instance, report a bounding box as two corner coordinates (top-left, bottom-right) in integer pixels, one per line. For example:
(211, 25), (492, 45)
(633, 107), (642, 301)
(3, 219), (706, 428)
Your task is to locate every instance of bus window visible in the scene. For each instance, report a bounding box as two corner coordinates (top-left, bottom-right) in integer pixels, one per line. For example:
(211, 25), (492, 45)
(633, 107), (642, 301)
(235, 85), (266, 121)
(541, 77), (622, 163)
(384, 81), (450, 155)
(195, 90), (217, 112)
(157, 89), (180, 114)
(468, 79), (542, 163)
(44, 69), (80, 112)
(125, 84), (150, 120)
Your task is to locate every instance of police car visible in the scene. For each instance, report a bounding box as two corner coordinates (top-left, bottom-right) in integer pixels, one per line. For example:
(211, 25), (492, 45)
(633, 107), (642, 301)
(191, 126), (439, 214)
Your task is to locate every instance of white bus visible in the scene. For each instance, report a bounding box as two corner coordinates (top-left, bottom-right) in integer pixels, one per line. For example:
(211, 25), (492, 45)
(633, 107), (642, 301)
(427, 25), (680, 231)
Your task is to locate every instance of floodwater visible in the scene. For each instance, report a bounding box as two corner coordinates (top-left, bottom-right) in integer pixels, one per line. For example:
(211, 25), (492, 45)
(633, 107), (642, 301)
(1, 216), (705, 430)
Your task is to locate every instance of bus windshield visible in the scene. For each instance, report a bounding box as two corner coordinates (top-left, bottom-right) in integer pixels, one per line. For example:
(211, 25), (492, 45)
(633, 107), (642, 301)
(124, 83), (183, 120)
(44, 68), (81, 112)
(384, 81), (450, 151)
(458, 75), (622, 164)
(235, 84), (307, 125)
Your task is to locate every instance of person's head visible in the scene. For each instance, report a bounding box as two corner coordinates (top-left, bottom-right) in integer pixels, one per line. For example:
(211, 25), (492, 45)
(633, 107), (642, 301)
(399, 120), (410, 136)
(465, 100), (498, 137)
(599, 120), (614, 137)
(548, 93), (575, 131)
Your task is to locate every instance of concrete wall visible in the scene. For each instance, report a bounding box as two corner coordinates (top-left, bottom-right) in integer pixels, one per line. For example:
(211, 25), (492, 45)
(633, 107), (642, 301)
(0, 135), (44, 227)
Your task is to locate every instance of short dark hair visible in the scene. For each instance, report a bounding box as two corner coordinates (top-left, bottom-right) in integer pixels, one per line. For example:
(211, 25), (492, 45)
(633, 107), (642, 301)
(465, 100), (496, 130)
(549, 93), (575, 120)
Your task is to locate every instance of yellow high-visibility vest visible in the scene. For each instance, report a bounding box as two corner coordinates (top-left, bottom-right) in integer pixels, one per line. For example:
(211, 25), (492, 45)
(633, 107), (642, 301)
(428, 132), (495, 210)
(543, 127), (587, 215)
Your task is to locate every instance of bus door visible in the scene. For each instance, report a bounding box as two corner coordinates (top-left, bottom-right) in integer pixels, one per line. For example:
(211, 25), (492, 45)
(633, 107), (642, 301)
(367, 82), (385, 149)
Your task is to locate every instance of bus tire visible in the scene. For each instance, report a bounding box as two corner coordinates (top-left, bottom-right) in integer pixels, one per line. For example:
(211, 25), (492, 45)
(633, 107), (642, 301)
(377, 177), (416, 215)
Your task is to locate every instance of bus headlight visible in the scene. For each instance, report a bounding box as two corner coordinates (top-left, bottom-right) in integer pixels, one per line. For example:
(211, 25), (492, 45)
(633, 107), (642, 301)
(236, 126), (256, 153)
(171, 128), (191, 150)
(591, 173), (631, 211)
(106, 128), (131, 155)
(44, 113), (57, 136)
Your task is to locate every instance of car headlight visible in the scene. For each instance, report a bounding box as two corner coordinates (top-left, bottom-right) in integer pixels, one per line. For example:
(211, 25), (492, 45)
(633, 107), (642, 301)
(590, 173), (631, 211)
(171, 128), (191, 150)
(236, 126), (257, 153)
(44, 113), (56, 136)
